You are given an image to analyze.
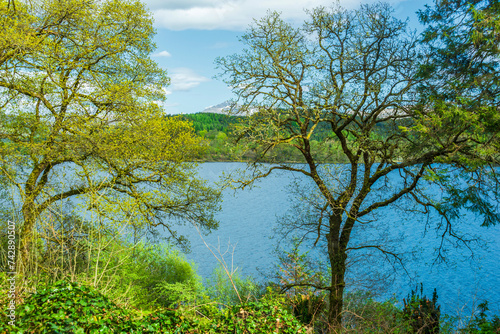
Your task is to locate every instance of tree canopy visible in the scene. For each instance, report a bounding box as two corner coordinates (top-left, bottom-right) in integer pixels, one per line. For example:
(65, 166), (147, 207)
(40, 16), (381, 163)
(419, 0), (500, 106)
(0, 0), (220, 272)
(417, 0), (500, 165)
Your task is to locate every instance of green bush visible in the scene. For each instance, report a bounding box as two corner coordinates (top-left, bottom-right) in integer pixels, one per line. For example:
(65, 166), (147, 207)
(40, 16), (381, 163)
(0, 280), (141, 333)
(213, 290), (308, 334)
(119, 242), (202, 308)
(169, 288), (307, 333)
(341, 290), (411, 333)
(402, 284), (441, 334)
(131, 290), (307, 333)
(291, 293), (325, 326)
(205, 265), (264, 306)
(74, 240), (202, 309)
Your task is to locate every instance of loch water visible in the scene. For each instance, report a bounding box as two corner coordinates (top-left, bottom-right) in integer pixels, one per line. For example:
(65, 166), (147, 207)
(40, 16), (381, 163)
(158, 162), (500, 315)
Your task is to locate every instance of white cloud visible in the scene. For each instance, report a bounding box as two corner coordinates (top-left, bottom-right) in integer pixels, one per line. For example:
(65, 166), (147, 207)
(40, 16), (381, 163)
(146, 0), (383, 31)
(153, 50), (172, 57)
(168, 68), (210, 92)
(144, 0), (219, 11)
(162, 87), (173, 95)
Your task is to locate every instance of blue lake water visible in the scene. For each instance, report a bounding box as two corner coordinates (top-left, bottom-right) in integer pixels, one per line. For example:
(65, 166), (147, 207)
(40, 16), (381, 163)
(156, 162), (500, 315)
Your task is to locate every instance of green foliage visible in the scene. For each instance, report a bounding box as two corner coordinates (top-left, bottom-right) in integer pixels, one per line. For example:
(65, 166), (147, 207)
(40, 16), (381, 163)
(418, 0), (500, 107)
(205, 265), (263, 306)
(290, 293), (325, 326)
(342, 291), (411, 334)
(136, 289), (307, 333)
(276, 238), (328, 330)
(0, 0), (221, 275)
(137, 290), (307, 333)
(0, 280), (306, 333)
(216, 290), (307, 333)
(96, 241), (202, 309)
(181, 113), (251, 162)
(0, 280), (140, 333)
(182, 113), (241, 134)
(182, 112), (351, 162)
(458, 301), (500, 334)
(276, 238), (327, 295)
(1, 273), (498, 333)
(402, 284), (441, 334)
(0, 218), (202, 310)
(417, 0), (500, 165)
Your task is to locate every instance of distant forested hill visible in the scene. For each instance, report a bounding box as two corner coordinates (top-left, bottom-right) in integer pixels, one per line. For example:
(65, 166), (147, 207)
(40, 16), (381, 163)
(181, 113), (240, 135)
(181, 112), (335, 140)
(178, 112), (403, 163)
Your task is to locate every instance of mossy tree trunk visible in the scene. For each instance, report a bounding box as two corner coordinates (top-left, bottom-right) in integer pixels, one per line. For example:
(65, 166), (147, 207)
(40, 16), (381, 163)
(326, 227), (347, 331)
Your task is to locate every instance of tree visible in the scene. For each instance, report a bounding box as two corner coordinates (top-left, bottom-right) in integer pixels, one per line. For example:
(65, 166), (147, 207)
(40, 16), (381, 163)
(418, 0), (500, 156)
(217, 3), (500, 331)
(419, 0), (500, 106)
(0, 0), (221, 274)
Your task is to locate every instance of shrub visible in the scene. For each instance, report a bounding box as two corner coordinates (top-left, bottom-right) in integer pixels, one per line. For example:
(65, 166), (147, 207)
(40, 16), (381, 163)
(67, 239), (202, 309)
(208, 288), (308, 333)
(0, 280), (140, 333)
(205, 265), (264, 306)
(120, 242), (202, 308)
(341, 290), (411, 333)
(459, 301), (500, 334)
(403, 284), (441, 334)
(137, 288), (308, 333)
(291, 293), (326, 326)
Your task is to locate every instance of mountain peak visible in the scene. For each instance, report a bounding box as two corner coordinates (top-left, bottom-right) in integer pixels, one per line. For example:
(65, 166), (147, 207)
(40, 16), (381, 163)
(200, 101), (232, 114)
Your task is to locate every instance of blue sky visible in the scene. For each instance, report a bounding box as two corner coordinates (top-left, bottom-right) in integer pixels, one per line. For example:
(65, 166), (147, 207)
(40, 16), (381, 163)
(145, 0), (433, 114)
